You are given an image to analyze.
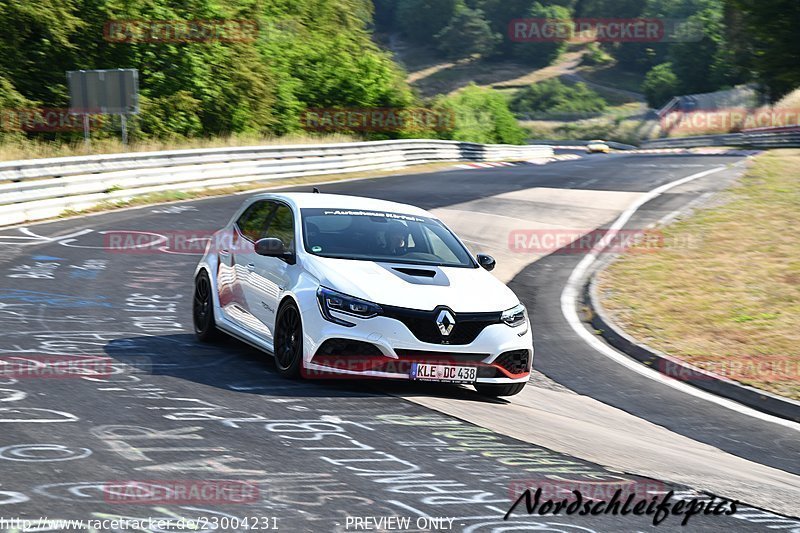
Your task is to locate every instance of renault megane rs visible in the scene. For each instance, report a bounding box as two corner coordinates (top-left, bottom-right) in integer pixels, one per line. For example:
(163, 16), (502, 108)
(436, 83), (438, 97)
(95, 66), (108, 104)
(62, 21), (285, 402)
(193, 192), (533, 396)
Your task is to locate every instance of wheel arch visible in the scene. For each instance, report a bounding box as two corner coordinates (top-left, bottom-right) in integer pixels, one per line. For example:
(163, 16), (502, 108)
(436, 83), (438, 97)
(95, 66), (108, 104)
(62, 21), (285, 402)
(277, 294), (300, 313)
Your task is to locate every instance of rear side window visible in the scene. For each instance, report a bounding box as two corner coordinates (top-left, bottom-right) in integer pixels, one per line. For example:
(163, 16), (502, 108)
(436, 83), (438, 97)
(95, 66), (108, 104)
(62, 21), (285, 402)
(236, 201), (274, 242)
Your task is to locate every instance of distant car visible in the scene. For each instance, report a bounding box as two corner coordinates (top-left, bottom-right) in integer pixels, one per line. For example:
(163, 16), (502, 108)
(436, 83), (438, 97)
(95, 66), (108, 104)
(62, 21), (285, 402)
(193, 192), (533, 396)
(586, 140), (610, 153)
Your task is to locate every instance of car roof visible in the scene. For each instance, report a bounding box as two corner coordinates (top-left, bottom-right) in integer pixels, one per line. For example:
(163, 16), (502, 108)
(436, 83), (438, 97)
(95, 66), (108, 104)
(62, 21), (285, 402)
(250, 192), (433, 218)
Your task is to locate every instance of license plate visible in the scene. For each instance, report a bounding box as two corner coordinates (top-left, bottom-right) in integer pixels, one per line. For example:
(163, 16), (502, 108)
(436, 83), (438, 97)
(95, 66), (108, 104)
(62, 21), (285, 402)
(411, 363), (477, 383)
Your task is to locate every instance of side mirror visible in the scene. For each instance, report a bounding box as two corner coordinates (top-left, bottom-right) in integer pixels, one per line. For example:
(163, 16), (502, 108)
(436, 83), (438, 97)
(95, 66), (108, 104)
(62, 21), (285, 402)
(477, 253), (496, 271)
(254, 238), (295, 264)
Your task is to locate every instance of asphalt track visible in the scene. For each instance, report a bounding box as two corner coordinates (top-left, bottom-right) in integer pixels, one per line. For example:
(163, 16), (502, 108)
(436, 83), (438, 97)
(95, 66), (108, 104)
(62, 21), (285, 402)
(0, 151), (797, 532)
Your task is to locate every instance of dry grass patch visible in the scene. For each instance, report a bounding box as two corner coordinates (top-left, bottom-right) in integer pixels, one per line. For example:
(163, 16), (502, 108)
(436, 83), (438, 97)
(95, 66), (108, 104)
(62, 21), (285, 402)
(597, 149), (800, 399)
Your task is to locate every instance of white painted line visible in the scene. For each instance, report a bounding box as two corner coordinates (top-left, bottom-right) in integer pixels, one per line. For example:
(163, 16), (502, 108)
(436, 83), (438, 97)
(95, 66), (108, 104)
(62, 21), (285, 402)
(561, 165), (800, 431)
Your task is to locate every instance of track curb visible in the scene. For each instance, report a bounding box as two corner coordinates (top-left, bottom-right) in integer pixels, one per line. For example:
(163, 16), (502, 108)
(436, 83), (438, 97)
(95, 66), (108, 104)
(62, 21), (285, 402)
(584, 265), (800, 423)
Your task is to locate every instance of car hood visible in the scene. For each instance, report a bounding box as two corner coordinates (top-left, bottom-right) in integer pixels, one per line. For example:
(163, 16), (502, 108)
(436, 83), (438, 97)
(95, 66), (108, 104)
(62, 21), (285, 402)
(304, 255), (520, 312)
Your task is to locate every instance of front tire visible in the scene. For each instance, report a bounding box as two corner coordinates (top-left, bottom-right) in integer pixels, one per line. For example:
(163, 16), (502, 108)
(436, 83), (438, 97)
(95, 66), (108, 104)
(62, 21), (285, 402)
(274, 301), (303, 378)
(193, 270), (223, 342)
(475, 382), (527, 397)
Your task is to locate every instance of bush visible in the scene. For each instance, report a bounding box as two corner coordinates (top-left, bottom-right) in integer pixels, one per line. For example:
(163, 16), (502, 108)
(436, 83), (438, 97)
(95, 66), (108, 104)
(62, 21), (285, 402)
(580, 43), (614, 67)
(434, 84), (527, 145)
(510, 79), (607, 115)
(642, 62), (680, 108)
(136, 92), (203, 139)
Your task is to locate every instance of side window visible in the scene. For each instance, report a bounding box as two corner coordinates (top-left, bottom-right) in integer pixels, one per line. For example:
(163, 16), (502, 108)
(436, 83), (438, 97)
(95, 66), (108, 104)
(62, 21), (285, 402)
(237, 201), (274, 242)
(265, 204), (295, 252)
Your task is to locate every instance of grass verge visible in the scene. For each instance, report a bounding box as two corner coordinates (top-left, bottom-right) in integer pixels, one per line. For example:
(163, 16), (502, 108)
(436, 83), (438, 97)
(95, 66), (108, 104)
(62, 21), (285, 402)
(0, 133), (357, 162)
(597, 149), (800, 400)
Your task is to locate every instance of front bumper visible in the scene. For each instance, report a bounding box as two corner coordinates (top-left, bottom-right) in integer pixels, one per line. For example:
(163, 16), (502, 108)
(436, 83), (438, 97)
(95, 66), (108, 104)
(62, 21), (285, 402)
(300, 307), (533, 383)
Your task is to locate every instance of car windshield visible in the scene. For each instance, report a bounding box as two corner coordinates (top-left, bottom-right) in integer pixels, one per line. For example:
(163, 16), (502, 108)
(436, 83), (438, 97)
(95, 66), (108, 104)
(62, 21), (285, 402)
(301, 208), (476, 268)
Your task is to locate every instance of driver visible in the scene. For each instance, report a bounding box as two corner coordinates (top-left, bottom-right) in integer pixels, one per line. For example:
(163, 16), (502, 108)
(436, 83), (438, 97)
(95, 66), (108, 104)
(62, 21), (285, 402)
(383, 223), (408, 255)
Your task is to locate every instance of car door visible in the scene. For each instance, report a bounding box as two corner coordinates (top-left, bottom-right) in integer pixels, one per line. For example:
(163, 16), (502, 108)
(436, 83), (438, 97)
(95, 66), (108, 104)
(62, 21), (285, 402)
(242, 201), (297, 338)
(223, 200), (274, 333)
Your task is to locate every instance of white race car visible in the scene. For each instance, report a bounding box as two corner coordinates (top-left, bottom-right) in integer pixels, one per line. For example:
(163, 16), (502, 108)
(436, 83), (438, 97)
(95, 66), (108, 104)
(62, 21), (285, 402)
(193, 192), (533, 396)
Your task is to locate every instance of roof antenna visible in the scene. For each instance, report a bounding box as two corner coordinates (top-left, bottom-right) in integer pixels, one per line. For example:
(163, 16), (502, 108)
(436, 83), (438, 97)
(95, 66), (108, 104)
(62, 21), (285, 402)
(313, 187), (320, 194)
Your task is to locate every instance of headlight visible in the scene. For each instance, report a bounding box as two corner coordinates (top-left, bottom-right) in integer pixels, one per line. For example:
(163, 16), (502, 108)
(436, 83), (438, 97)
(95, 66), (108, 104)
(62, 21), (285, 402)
(317, 287), (382, 327)
(501, 303), (527, 328)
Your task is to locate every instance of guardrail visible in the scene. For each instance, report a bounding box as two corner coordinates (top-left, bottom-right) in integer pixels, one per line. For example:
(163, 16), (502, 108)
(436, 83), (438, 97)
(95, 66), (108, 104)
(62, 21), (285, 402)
(0, 140), (553, 226)
(641, 130), (800, 149)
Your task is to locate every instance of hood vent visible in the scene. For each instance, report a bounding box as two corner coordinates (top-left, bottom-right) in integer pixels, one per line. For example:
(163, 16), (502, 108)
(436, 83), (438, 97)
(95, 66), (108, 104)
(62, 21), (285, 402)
(378, 262), (450, 286)
(392, 267), (437, 278)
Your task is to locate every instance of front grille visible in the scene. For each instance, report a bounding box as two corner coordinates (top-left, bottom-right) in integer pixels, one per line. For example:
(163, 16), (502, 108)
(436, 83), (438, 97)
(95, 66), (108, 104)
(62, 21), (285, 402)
(493, 350), (531, 375)
(395, 350), (489, 363)
(382, 305), (501, 345)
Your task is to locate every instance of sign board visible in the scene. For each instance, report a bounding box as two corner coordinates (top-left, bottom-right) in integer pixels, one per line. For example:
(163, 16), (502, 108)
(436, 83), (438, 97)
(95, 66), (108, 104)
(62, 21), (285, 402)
(68, 69), (139, 115)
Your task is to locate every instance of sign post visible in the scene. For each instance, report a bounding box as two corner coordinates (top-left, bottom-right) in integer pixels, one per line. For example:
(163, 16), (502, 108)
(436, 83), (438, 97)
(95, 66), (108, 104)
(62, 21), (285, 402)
(68, 69), (139, 147)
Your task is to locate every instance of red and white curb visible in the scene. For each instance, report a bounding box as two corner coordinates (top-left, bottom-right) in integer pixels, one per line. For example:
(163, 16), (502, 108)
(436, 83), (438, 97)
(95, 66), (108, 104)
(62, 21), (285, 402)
(454, 161), (518, 169)
(550, 153), (583, 162)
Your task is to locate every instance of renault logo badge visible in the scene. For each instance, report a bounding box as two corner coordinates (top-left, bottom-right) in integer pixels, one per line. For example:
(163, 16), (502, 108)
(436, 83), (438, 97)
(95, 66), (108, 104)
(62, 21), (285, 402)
(436, 309), (455, 336)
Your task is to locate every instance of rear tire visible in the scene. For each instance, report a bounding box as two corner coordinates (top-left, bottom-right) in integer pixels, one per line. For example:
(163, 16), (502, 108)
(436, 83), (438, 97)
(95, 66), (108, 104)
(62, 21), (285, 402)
(193, 270), (223, 342)
(274, 301), (304, 379)
(475, 382), (527, 397)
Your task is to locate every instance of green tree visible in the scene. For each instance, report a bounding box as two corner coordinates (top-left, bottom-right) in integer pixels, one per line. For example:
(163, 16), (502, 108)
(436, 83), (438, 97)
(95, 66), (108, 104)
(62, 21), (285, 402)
(725, 0), (800, 102)
(470, 0), (540, 58)
(511, 3), (572, 67)
(668, 6), (739, 94)
(436, 6), (501, 59)
(0, 0), (415, 140)
(394, 0), (458, 44)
